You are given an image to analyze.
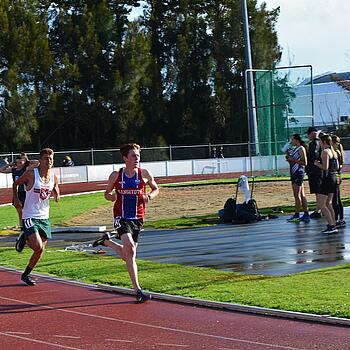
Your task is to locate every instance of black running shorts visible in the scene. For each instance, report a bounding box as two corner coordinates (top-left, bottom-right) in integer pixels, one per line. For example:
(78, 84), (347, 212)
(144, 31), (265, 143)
(319, 174), (337, 195)
(114, 217), (143, 243)
(291, 172), (304, 186)
(308, 175), (322, 194)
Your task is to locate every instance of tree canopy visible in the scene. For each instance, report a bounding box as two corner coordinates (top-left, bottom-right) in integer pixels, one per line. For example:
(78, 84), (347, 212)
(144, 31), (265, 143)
(0, 0), (281, 152)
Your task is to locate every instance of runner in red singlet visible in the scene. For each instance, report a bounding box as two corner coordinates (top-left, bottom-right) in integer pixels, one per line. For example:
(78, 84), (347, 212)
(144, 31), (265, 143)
(93, 143), (159, 302)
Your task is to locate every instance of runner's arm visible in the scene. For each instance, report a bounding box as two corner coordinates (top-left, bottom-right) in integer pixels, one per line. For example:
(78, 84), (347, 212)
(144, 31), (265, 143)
(0, 164), (13, 173)
(104, 171), (118, 202)
(314, 150), (328, 170)
(142, 169), (159, 202)
(52, 174), (60, 202)
(297, 147), (307, 166)
(26, 160), (40, 171)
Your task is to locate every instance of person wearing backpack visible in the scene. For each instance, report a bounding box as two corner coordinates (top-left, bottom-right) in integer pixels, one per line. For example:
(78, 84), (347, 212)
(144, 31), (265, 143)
(331, 135), (346, 228)
(314, 134), (338, 234)
(285, 134), (310, 223)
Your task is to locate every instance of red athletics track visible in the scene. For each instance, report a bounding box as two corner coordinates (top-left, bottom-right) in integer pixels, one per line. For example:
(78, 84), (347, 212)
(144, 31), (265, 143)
(1, 268), (350, 350)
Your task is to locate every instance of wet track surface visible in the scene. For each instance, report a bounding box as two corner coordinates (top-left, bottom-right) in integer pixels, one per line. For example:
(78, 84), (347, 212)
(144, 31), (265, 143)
(1, 209), (350, 275)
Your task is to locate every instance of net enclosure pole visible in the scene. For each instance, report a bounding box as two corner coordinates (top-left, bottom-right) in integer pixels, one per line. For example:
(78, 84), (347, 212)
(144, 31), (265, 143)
(242, 0), (259, 156)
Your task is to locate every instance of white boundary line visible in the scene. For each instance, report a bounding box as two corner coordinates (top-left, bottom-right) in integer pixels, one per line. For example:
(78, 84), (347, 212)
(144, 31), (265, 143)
(0, 295), (308, 350)
(0, 331), (81, 350)
(1, 266), (350, 328)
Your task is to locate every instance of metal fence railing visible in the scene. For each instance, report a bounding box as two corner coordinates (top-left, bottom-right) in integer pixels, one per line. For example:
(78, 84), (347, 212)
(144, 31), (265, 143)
(1, 137), (349, 167)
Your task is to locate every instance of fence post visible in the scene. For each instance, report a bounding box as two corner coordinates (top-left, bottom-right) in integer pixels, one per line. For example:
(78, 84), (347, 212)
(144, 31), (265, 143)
(165, 161), (169, 176)
(11, 152), (14, 162)
(208, 143), (211, 158)
(169, 145), (172, 161)
(91, 148), (94, 165)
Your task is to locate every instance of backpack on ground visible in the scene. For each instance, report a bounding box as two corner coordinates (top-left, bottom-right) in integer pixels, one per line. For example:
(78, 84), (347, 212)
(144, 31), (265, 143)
(221, 197), (237, 223)
(219, 176), (261, 224)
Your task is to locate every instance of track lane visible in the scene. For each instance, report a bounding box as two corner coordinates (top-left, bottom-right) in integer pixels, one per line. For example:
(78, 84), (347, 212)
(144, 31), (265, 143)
(1, 268), (349, 350)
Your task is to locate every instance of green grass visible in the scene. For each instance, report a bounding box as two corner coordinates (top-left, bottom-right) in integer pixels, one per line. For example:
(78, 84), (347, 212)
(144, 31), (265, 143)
(1, 247), (349, 318)
(2, 192), (350, 231)
(0, 193), (110, 231)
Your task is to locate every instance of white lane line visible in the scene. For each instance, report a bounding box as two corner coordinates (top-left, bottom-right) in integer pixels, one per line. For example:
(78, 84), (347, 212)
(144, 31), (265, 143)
(0, 331), (81, 350)
(157, 344), (189, 348)
(5, 331), (31, 335)
(53, 335), (81, 339)
(0, 296), (308, 350)
(106, 339), (133, 343)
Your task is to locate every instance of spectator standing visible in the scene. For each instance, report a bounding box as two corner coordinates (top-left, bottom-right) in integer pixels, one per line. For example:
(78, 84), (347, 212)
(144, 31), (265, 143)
(305, 127), (322, 218)
(314, 134), (338, 234)
(331, 135), (346, 228)
(285, 134), (310, 222)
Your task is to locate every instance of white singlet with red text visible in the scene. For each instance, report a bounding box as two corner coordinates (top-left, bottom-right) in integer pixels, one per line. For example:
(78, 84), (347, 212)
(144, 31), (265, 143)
(22, 168), (55, 219)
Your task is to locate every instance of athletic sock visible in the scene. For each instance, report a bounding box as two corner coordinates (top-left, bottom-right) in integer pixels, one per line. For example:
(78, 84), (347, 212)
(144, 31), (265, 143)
(304, 211), (309, 216)
(23, 265), (33, 277)
(294, 213), (300, 218)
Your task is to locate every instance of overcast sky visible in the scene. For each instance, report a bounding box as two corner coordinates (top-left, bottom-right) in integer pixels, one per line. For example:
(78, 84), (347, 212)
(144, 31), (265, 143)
(258, 0), (350, 75)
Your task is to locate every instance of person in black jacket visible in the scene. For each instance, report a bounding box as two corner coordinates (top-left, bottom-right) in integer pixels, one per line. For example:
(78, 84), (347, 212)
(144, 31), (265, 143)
(305, 127), (322, 218)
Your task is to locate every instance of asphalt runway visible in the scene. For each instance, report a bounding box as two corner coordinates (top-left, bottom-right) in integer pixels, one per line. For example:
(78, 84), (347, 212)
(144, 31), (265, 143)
(1, 268), (350, 350)
(1, 208), (349, 276)
(136, 208), (350, 275)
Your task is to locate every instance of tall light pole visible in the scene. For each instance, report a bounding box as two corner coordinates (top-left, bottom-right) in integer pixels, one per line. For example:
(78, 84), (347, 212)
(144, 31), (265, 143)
(242, 0), (259, 156)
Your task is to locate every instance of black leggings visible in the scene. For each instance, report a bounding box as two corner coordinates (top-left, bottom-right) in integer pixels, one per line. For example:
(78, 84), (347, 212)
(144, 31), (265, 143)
(332, 182), (343, 221)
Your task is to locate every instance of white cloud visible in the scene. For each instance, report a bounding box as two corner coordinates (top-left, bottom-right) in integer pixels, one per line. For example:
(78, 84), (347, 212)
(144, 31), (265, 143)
(258, 0), (350, 74)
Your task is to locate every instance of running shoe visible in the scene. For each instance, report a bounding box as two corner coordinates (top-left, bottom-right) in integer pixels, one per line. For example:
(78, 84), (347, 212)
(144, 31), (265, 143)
(298, 215), (310, 223)
(136, 289), (151, 303)
(92, 232), (111, 247)
(21, 274), (36, 286)
(15, 231), (26, 253)
(287, 214), (300, 223)
(321, 225), (338, 234)
(336, 220), (346, 228)
(310, 211), (322, 219)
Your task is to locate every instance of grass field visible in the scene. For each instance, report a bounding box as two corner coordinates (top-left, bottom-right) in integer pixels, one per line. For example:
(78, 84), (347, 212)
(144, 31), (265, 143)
(1, 178), (350, 318)
(1, 248), (349, 318)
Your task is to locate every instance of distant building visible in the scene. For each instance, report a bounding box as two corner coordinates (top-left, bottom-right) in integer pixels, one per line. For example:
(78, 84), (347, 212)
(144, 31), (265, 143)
(290, 71), (350, 130)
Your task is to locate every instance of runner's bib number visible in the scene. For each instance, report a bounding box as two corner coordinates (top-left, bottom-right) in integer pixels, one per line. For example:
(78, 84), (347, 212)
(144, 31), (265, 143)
(23, 218), (34, 229)
(113, 217), (121, 229)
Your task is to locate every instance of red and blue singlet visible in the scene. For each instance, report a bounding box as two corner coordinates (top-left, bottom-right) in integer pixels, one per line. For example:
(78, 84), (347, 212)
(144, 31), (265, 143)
(113, 168), (146, 220)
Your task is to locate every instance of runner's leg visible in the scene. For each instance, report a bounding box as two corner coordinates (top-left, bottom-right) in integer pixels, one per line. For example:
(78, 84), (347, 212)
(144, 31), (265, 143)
(121, 233), (141, 292)
(26, 232), (45, 269)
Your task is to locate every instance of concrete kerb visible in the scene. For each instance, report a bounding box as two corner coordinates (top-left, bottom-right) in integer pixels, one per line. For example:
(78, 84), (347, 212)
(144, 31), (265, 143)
(1, 266), (349, 327)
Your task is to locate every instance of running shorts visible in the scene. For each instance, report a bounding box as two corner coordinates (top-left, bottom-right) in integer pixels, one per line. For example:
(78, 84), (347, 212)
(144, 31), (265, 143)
(308, 175), (322, 194)
(113, 217), (143, 243)
(22, 218), (52, 239)
(319, 174), (337, 195)
(291, 172), (304, 186)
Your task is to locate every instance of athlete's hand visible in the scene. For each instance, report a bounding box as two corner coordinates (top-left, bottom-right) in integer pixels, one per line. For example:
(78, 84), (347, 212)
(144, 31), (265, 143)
(143, 194), (150, 204)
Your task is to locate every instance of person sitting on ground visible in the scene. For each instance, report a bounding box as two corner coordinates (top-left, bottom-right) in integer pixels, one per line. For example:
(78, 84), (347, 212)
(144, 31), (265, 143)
(331, 135), (346, 228)
(62, 155), (74, 167)
(314, 134), (338, 234)
(285, 134), (310, 223)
